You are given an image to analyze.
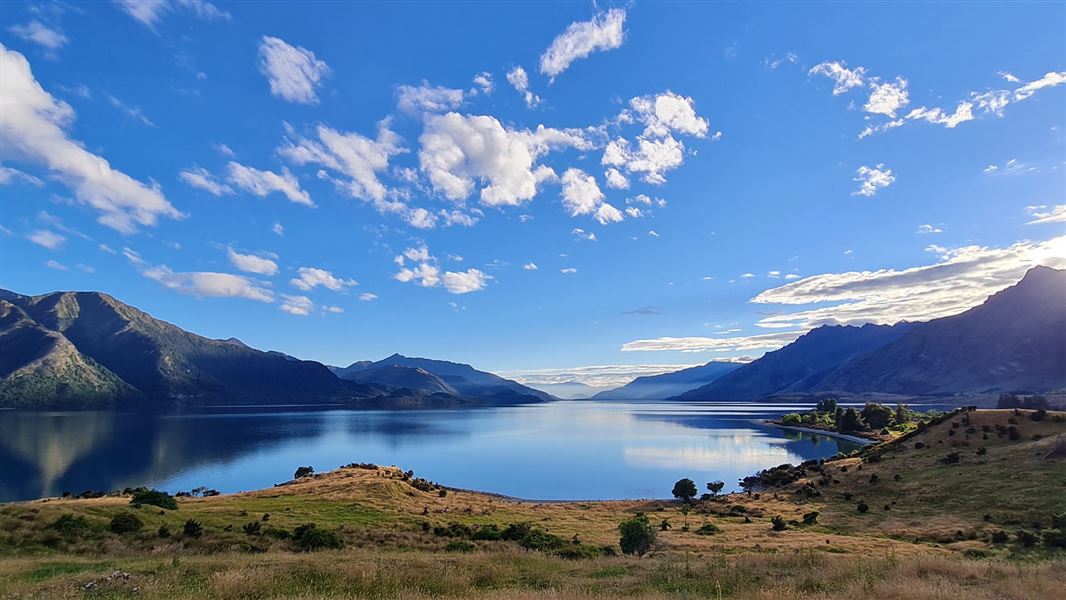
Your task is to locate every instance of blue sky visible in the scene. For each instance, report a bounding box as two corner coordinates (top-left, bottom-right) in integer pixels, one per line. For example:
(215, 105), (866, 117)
(2, 1), (1064, 389)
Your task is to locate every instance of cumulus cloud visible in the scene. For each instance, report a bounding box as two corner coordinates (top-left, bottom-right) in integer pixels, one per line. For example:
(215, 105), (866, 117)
(916, 224), (943, 234)
(559, 168), (622, 224)
(396, 82), (464, 115)
(419, 112), (592, 207)
(443, 268), (493, 294)
(257, 36), (330, 104)
(864, 77), (909, 117)
(560, 267), (577, 274)
(604, 167), (629, 189)
(0, 44), (182, 233)
(809, 60), (866, 95)
(290, 267), (356, 291)
(522, 262), (538, 271)
(571, 227), (597, 242)
(115, 0), (230, 29)
(602, 92), (709, 186)
(627, 91), (710, 139)
(750, 235), (1065, 329)
(226, 162), (312, 206)
(506, 66), (540, 108)
(853, 164), (895, 197)
(358, 292), (378, 301)
(279, 294), (313, 316)
(227, 248), (278, 276)
(539, 8), (626, 79)
(472, 72), (493, 95)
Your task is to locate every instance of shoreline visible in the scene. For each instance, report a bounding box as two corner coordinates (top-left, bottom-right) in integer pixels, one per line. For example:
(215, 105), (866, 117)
(758, 419), (875, 445)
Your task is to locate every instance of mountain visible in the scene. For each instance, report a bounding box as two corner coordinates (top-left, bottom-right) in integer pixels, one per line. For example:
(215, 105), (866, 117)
(0, 289), (383, 409)
(591, 361), (744, 400)
(524, 381), (610, 400)
(673, 323), (915, 401)
(333, 354), (555, 403)
(339, 365), (459, 396)
(807, 265), (1066, 395)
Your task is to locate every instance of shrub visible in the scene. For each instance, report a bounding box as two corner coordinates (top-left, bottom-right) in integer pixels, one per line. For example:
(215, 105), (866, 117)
(706, 481), (725, 497)
(183, 519), (203, 538)
(802, 511), (819, 525)
(770, 516), (787, 531)
(445, 540), (476, 552)
(293, 466), (314, 479)
(988, 529), (1009, 544)
(857, 501), (870, 514)
(838, 408), (865, 432)
(158, 525), (171, 538)
(619, 513), (656, 556)
(110, 512), (143, 535)
(941, 452), (961, 465)
(555, 544), (602, 560)
(781, 413), (803, 425)
(695, 522), (720, 535)
(293, 524), (343, 551)
(50, 514), (91, 537)
(242, 521), (262, 536)
(1041, 529), (1066, 548)
(1017, 530), (1039, 547)
(1049, 513), (1066, 529)
(130, 489), (178, 510)
(861, 403), (893, 429)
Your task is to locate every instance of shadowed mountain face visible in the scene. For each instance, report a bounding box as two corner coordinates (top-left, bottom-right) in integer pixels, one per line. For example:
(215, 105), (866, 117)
(591, 361), (744, 400)
(806, 265), (1066, 395)
(332, 354), (554, 403)
(674, 266), (1066, 401)
(0, 290), (382, 409)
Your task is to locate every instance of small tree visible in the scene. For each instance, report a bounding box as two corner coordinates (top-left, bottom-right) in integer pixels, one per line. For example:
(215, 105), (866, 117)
(672, 478), (698, 503)
(183, 519), (204, 538)
(706, 481), (725, 498)
(815, 397), (838, 414)
(770, 515), (787, 531)
(294, 466), (314, 479)
(861, 403), (893, 429)
(838, 408), (865, 432)
(130, 489), (178, 510)
(619, 513), (656, 556)
(110, 512), (143, 535)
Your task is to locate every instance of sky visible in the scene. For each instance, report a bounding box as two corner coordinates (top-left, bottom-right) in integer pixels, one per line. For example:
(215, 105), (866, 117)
(1, 1), (1064, 390)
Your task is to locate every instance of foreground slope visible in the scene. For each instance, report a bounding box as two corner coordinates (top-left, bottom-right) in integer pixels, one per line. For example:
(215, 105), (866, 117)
(0, 409), (1062, 599)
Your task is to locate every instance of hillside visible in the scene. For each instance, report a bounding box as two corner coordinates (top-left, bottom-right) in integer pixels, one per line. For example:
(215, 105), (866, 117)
(809, 265), (1066, 394)
(592, 360), (743, 400)
(674, 323), (913, 401)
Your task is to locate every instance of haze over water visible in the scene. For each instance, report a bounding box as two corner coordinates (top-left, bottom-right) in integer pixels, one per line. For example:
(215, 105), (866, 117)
(0, 401), (868, 502)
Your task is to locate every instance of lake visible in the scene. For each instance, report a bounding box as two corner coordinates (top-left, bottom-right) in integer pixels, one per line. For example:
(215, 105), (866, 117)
(0, 401), (866, 502)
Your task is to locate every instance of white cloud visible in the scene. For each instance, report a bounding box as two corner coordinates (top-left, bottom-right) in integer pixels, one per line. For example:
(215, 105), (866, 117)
(472, 72), (493, 95)
(500, 362), (713, 389)
(290, 267), (356, 291)
(115, 0), (230, 29)
(0, 45), (182, 233)
(621, 330), (803, 353)
(0, 165), (43, 187)
(226, 162), (312, 206)
(648, 230), (660, 238)
(506, 66), (541, 108)
(853, 164), (895, 197)
(215, 143), (235, 157)
(739, 272), (755, 279)
(1026, 204), (1065, 225)
(750, 235), (1065, 329)
(396, 82), (464, 114)
(998, 71), (1021, 83)
(560, 267), (577, 274)
(105, 93), (155, 127)
(539, 8), (626, 79)
(141, 264), (274, 302)
(571, 227), (597, 242)
(272, 221), (284, 236)
(983, 158), (1035, 176)
(559, 168), (622, 224)
(358, 292), (378, 301)
(27, 229), (65, 250)
(627, 91), (709, 139)
(809, 60), (866, 95)
(45, 259), (68, 270)
(179, 167), (232, 196)
(522, 262), (538, 271)
(279, 294), (313, 316)
(8, 20), (67, 50)
(227, 248), (278, 276)
(604, 167), (629, 189)
(279, 120), (406, 208)
(904, 102), (974, 129)
(602, 135), (684, 185)
(419, 112), (591, 207)
(916, 224), (943, 234)
(443, 268), (492, 294)
(1013, 71), (1066, 101)
(257, 36), (330, 104)
(864, 77), (909, 117)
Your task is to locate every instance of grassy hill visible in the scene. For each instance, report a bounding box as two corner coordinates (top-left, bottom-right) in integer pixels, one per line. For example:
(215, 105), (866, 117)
(0, 409), (1063, 599)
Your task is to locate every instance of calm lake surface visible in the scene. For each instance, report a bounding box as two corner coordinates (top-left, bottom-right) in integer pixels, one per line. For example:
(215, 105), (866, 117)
(0, 401), (868, 502)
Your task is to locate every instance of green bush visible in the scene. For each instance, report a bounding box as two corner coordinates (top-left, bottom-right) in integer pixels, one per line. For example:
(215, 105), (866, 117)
(781, 413), (803, 425)
(770, 515), (787, 531)
(672, 478), (697, 502)
(1042, 529), (1066, 548)
(802, 511), (819, 525)
(130, 489), (178, 510)
(293, 523), (343, 551)
(110, 512), (143, 535)
(183, 519), (204, 538)
(1016, 530), (1039, 547)
(695, 522), (720, 535)
(444, 539), (476, 552)
(857, 501), (870, 514)
(618, 513), (656, 556)
(988, 529), (1009, 544)
(294, 466), (314, 479)
(158, 525), (171, 538)
(49, 514), (91, 538)
(242, 521), (262, 536)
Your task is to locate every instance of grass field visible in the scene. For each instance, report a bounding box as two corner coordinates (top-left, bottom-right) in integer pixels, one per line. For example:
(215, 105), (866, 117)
(1, 409), (1063, 599)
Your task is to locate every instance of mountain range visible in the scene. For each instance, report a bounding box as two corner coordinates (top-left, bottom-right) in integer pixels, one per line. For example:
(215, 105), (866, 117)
(590, 360), (744, 400)
(671, 265), (1065, 400)
(0, 289), (551, 410)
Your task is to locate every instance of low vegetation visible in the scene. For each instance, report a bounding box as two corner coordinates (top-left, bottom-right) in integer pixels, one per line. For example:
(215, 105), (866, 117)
(0, 408), (1062, 599)
(777, 397), (947, 440)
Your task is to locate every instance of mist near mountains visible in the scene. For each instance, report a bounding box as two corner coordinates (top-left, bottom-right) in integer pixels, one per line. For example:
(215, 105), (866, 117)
(1, 266), (1063, 410)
